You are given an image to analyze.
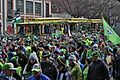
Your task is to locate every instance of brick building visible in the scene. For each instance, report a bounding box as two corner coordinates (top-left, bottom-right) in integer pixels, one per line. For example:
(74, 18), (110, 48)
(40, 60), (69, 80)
(0, 0), (51, 34)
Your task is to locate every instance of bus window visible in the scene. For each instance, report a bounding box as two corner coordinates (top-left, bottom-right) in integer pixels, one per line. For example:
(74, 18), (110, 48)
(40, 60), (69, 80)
(25, 26), (31, 33)
(44, 25), (49, 34)
(18, 26), (24, 35)
(33, 25), (39, 35)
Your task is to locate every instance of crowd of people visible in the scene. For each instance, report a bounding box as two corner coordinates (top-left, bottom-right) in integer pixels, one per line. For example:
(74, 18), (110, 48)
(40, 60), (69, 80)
(0, 30), (120, 80)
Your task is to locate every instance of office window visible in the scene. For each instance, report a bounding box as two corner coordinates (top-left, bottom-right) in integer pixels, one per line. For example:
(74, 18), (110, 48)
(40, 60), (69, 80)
(16, 0), (24, 14)
(35, 2), (41, 16)
(46, 3), (49, 17)
(7, 0), (13, 19)
(26, 1), (33, 14)
(51, 3), (59, 13)
(7, 0), (12, 10)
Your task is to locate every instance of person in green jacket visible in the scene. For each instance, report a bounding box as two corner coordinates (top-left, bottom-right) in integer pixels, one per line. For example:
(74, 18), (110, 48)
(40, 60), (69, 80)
(68, 55), (82, 80)
(83, 58), (91, 80)
(0, 62), (3, 73)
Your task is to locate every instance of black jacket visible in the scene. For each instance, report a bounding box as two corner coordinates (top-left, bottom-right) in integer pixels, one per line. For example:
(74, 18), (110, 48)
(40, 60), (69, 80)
(56, 68), (72, 80)
(88, 59), (110, 80)
(41, 60), (58, 80)
(113, 55), (120, 79)
(114, 55), (120, 72)
(17, 52), (28, 71)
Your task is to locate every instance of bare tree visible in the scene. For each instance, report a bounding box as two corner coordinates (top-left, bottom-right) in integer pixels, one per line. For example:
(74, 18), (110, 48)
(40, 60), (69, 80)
(56, 0), (93, 18)
(56, 0), (120, 19)
(90, 0), (120, 18)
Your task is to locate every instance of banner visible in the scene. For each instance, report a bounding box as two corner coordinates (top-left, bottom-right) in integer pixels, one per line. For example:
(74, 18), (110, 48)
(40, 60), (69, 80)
(103, 18), (120, 45)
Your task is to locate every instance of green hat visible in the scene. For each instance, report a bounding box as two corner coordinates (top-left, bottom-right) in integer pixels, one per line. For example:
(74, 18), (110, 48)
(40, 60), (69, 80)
(11, 56), (18, 62)
(92, 51), (99, 57)
(3, 63), (17, 70)
(57, 56), (66, 66)
(60, 49), (66, 54)
(32, 64), (41, 72)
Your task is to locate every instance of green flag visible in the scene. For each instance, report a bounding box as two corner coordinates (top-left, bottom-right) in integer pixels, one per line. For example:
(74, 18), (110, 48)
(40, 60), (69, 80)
(102, 18), (120, 45)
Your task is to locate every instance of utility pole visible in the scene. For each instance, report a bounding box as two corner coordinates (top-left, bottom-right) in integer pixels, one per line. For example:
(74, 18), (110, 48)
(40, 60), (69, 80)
(13, 0), (16, 34)
(12, 9), (20, 34)
(42, 0), (45, 17)
(0, 23), (1, 41)
(2, 0), (5, 34)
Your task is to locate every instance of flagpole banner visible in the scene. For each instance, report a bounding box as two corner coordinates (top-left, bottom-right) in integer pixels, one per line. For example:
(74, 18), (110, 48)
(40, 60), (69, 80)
(102, 18), (120, 45)
(15, 14), (21, 23)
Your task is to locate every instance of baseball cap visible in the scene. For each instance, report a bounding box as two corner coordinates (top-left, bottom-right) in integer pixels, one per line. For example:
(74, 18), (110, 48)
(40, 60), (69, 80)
(3, 63), (17, 71)
(32, 64), (41, 72)
(92, 51), (99, 57)
(92, 44), (98, 48)
(68, 55), (76, 63)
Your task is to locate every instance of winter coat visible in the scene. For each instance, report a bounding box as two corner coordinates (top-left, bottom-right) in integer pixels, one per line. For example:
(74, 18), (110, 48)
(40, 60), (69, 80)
(29, 73), (50, 80)
(17, 52), (28, 71)
(83, 65), (89, 80)
(41, 60), (58, 80)
(56, 68), (72, 80)
(0, 73), (16, 80)
(88, 59), (110, 80)
(87, 49), (92, 58)
(114, 55), (120, 79)
(23, 56), (38, 78)
(70, 63), (82, 80)
(81, 51), (87, 65)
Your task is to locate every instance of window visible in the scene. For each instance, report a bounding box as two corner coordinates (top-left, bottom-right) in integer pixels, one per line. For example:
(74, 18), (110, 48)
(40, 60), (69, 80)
(16, 0), (24, 14)
(7, 0), (13, 19)
(7, 0), (12, 10)
(35, 2), (41, 16)
(46, 3), (49, 17)
(51, 4), (58, 13)
(26, 1), (33, 14)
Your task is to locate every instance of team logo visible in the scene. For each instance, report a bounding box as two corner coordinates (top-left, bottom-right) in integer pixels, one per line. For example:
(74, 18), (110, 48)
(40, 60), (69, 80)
(106, 26), (113, 34)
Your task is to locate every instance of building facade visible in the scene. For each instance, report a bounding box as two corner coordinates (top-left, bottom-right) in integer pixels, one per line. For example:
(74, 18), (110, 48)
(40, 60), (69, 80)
(0, 0), (51, 34)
